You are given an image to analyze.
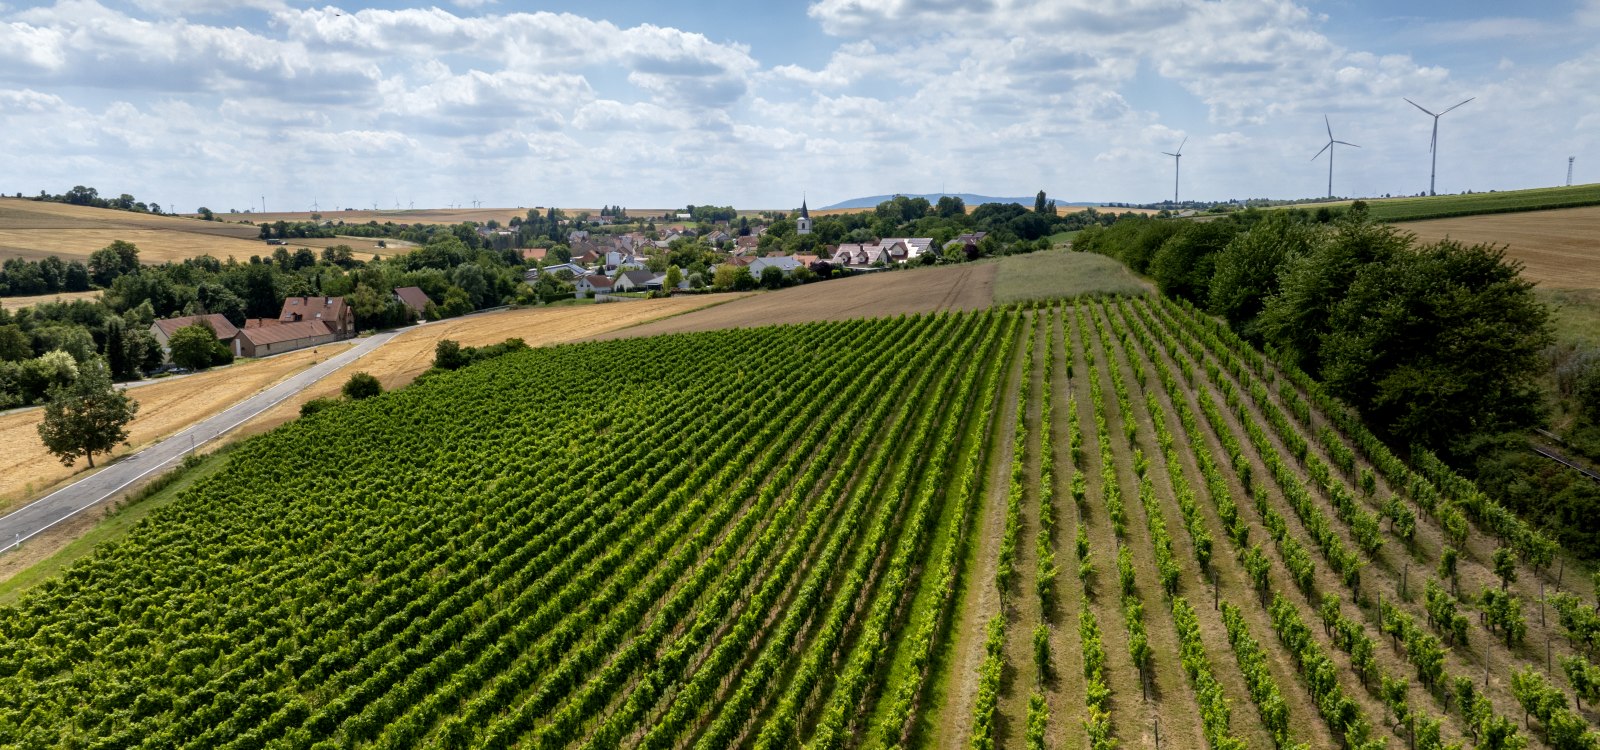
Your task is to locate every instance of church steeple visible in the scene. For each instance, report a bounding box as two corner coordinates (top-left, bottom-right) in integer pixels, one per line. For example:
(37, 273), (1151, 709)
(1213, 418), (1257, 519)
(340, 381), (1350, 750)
(796, 195), (813, 235)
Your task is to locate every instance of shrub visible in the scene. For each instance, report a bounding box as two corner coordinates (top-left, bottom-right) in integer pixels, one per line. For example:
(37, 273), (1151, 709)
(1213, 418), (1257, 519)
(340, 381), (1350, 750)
(342, 372), (381, 400)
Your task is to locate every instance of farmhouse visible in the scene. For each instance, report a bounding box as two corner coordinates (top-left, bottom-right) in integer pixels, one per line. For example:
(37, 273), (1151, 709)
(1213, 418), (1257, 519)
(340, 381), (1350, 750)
(279, 296), (355, 338)
(394, 286), (431, 320)
(149, 313), (239, 363)
(234, 319), (339, 358)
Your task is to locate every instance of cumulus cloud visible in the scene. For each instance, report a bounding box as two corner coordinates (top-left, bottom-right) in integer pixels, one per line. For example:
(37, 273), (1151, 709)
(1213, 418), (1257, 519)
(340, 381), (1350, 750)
(0, 0), (1592, 208)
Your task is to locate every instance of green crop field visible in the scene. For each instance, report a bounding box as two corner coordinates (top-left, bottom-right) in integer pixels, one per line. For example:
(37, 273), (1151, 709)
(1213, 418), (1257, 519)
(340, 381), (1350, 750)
(1361, 183), (1600, 222)
(0, 298), (1590, 748)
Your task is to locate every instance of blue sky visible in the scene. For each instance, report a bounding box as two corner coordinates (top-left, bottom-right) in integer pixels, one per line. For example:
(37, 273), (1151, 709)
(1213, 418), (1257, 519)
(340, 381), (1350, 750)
(1, 0), (1596, 212)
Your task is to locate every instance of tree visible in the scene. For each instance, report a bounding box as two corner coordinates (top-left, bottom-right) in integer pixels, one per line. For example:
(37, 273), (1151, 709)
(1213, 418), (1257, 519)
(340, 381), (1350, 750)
(104, 317), (135, 381)
(1258, 218), (1409, 371)
(168, 322), (225, 371)
(1320, 240), (1551, 452)
(0, 324), (30, 362)
(1208, 212), (1318, 332)
(88, 247), (123, 287)
(37, 359), (138, 468)
(1035, 190), (1048, 214)
(197, 207), (215, 221)
(935, 195), (966, 218)
(434, 339), (468, 371)
(343, 371), (381, 400)
(663, 266), (682, 291)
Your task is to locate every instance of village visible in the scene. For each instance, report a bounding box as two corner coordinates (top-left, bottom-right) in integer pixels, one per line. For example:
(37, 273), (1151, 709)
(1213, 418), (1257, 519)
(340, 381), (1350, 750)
(516, 202), (988, 300)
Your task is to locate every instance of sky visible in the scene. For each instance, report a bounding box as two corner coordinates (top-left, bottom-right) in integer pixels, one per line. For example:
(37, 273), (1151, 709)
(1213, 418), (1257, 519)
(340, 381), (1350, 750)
(1, 0), (1597, 212)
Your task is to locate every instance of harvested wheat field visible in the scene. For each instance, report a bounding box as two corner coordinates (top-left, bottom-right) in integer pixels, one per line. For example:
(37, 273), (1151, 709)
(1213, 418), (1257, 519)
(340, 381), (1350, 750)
(1403, 205), (1600, 289)
(0, 199), (274, 263)
(0, 343), (353, 510)
(217, 207), (532, 226)
(0, 291), (100, 310)
(237, 295), (743, 436)
(593, 262), (997, 340)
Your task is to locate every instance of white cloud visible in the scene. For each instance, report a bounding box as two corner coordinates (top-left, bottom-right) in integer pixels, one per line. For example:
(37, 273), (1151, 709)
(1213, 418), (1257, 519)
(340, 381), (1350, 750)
(0, 0), (1594, 209)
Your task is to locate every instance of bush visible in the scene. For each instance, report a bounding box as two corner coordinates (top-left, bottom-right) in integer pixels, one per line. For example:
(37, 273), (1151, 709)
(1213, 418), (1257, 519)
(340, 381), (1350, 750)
(299, 398), (338, 417)
(434, 339), (468, 371)
(342, 372), (381, 400)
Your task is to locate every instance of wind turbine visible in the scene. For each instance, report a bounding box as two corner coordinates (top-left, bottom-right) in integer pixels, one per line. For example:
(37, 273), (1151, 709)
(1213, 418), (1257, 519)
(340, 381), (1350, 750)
(1312, 115), (1359, 199)
(1404, 96), (1473, 196)
(1162, 137), (1187, 207)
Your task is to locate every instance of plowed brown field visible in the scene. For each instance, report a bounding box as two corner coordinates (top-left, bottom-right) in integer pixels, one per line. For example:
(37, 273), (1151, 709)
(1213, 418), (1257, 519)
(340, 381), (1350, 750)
(1403, 205), (1600, 289)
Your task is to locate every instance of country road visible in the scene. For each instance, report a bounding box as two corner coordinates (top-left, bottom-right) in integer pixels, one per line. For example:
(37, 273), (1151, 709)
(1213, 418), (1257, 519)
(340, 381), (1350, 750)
(0, 329), (400, 555)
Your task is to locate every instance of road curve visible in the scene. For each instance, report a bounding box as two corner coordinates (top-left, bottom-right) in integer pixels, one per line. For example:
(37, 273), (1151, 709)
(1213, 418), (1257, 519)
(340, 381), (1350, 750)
(0, 330), (400, 555)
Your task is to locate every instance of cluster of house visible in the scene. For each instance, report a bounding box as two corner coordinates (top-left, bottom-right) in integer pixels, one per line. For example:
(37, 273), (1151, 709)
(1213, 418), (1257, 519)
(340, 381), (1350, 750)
(829, 233), (986, 270)
(149, 287), (433, 362)
(514, 201), (991, 294)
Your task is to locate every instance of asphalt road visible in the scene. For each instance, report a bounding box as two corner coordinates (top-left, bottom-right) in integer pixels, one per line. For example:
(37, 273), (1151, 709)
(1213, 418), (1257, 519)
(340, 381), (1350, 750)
(0, 330), (399, 555)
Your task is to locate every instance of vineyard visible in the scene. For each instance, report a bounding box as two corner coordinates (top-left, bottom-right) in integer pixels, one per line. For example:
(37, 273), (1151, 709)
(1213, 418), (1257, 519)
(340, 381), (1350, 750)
(1, 296), (1598, 749)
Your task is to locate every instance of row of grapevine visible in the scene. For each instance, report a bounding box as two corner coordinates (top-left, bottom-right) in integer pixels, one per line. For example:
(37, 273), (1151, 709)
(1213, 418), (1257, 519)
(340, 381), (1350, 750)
(1092, 300), (1258, 750)
(968, 312), (1036, 750)
(1167, 295), (1555, 570)
(870, 312), (1017, 748)
(1110, 299), (1315, 750)
(1115, 299), (1435, 748)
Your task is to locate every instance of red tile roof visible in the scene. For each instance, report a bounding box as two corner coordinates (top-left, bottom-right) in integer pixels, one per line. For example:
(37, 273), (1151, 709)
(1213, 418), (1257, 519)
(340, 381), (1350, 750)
(237, 319), (332, 346)
(279, 296), (348, 325)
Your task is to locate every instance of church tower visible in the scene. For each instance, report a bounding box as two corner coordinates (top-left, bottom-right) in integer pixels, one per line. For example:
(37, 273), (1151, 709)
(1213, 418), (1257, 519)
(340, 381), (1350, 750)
(796, 198), (812, 235)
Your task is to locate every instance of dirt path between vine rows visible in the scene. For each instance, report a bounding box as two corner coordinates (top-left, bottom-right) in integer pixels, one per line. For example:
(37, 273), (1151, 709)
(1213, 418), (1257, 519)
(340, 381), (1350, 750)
(932, 317), (1024, 748)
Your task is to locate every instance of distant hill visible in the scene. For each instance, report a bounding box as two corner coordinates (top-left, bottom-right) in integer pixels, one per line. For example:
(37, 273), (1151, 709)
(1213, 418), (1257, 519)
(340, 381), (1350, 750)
(819, 193), (1101, 211)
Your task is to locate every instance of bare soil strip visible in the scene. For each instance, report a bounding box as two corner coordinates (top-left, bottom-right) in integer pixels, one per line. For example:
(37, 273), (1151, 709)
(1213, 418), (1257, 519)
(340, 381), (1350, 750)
(1042, 310), (1086, 750)
(933, 321), (1024, 748)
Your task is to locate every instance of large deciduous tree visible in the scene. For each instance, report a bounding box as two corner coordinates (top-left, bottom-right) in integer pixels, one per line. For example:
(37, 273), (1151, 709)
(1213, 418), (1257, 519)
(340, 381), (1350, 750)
(167, 322), (226, 371)
(37, 359), (138, 468)
(1319, 240), (1550, 452)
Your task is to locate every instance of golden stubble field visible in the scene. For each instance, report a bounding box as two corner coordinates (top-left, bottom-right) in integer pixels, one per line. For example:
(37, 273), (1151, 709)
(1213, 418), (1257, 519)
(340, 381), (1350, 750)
(1, 291), (101, 311)
(1401, 206), (1600, 289)
(0, 199), (386, 264)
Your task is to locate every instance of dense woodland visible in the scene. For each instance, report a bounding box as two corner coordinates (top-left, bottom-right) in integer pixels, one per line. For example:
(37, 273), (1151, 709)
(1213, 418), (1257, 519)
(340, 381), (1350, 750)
(1077, 203), (1600, 556)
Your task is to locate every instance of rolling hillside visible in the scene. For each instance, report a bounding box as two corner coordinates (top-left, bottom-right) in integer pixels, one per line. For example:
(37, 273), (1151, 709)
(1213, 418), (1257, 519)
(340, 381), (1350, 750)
(0, 199), (391, 264)
(0, 296), (1581, 748)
